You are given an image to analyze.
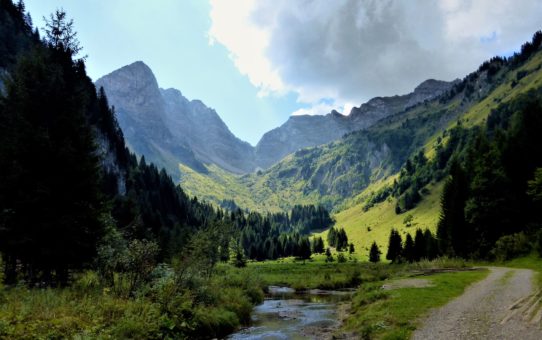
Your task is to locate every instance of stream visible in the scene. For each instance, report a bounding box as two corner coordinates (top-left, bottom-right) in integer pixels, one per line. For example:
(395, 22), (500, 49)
(228, 286), (354, 340)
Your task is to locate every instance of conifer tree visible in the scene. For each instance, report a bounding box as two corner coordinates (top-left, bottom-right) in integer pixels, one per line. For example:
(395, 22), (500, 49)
(369, 242), (381, 263)
(403, 234), (415, 262)
(386, 229), (403, 263)
(413, 228), (426, 261)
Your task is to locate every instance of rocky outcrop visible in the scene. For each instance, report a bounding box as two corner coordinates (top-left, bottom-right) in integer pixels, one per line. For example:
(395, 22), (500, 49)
(256, 79), (456, 169)
(255, 110), (350, 169)
(96, 61), (255, 175)
(96, 61), (455, 175)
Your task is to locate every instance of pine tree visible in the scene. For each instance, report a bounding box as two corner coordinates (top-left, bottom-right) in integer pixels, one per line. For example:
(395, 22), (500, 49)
(436, 158), (468, 257)
(297, 237), (312, 262)
(325, 247), (334, 262)
(403, 234), (415, 262)
(369, 242), (381, 263)
(413, 228), (426, 261)
(386, 229), (403, 263)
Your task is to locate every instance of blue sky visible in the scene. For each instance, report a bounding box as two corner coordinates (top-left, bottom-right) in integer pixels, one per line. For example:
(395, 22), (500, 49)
(24, 0), (304, 145)
(24, 1), (542, 145)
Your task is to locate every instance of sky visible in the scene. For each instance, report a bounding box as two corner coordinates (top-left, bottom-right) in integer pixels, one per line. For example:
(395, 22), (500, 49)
(24, 0), (542, 145)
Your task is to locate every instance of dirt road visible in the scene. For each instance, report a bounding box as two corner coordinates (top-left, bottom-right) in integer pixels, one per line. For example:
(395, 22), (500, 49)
(413, 267), (542, 340)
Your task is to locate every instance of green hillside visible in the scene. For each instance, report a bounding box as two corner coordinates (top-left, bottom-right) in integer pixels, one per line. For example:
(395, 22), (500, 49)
(327, 47), (542, 256)
(179, 44), (542, 257)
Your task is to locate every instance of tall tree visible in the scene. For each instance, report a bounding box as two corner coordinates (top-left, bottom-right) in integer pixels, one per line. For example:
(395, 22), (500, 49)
(403, 234), (415, 262)
(369, 242), (381, 263)
(386, 229), (403, 263)
(413, 228), (426, 261)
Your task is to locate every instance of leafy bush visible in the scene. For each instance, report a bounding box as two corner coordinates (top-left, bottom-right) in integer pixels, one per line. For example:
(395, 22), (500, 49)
(490, 233), (531, 261)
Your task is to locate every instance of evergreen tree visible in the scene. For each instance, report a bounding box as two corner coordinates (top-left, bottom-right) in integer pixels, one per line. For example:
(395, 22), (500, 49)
(423, 229), (438, 260)
(325, 247), (334, 262)
(312, 237), (325, 254)
(0, 44), (103, 285)
(386, 229), (403, 263)
(327, 227), (338, 248)
(413, 228), (426, 261)
(403, 234), (415, 262)
(349, 243), (355, 254)
(43, 9), (82, 56)
(297, 237), (312, 262)
(369, 242), (381, 263)
(436, 159), (468, 257)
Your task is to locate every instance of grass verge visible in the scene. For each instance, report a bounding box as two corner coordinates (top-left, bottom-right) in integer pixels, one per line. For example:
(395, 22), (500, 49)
(344, 266), (488, 339)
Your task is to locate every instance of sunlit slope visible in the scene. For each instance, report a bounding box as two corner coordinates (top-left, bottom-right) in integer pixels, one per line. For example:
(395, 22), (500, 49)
(179, 48), (542, 221)
(327, 50), (542, 255)
(328, 181), (442, 260)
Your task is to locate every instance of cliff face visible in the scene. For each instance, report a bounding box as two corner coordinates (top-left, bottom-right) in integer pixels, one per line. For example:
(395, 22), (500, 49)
(97, 62), (455, 175)
(255, 79), (455, 169)
(96, 61), (254, 175)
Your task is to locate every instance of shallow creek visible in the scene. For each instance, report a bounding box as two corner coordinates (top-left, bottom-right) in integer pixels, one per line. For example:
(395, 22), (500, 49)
(228, 286), (354, 340)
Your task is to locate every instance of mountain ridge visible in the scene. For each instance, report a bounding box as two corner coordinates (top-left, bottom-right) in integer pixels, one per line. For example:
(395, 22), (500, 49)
(97, 61), (455, 175)
(96, 61), (255, 174)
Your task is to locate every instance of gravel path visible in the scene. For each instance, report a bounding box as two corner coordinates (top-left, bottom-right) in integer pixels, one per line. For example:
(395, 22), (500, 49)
(413, 267), (542, 340)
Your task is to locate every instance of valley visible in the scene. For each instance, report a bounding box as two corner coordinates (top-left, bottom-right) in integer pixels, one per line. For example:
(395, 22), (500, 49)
(1, 1), (542, 339)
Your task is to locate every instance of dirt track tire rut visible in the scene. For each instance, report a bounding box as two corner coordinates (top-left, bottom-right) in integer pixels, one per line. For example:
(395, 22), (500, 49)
(412, 267), (542, 340)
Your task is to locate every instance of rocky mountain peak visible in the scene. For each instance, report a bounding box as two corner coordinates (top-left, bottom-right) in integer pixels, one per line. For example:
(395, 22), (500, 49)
(96, 61), (164, 117)
(97, 61), (256, 175)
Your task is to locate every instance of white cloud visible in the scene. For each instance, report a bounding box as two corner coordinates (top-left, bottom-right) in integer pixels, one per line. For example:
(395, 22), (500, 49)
(209, 0), (542, 115)
(208, 0), (285, 96)
(291, 102), (337, 116)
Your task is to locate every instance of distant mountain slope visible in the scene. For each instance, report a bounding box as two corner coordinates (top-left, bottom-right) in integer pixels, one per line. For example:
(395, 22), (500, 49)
(255, 79), (455, 169)
(180, 41), (542, 217)
(97, 62), (454, 175)
(96, 61), (255, 175)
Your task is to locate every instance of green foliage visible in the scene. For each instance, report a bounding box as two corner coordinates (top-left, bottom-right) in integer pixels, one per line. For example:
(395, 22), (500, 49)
(369, 242), (381, 263)
(437, 88), (542, 259)
(327, 226), (349, 251)
(43, 9), (82, 57)
(346, 268), (488, 339)
(490, 233), (531, 261)
(0, 35), (104, 285)
(230, 240), (247, 268)
(527, 168), (542, 203)
(386, 229), (403, 263)
(403, 234), (414, 263)
(312, 236), (325, 254)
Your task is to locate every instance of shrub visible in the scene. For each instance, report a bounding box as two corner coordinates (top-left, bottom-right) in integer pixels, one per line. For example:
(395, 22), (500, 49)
(490, 233), (531, 261)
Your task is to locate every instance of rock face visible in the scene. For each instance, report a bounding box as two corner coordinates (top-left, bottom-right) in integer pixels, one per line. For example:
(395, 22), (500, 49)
(255, 79), (455, 169)
(96, 61), (255, 175)
(96, 61), (455, 175)
(255, 111), (350, 169)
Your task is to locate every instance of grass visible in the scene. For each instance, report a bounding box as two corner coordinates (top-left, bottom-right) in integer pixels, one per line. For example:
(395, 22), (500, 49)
(500, 253), (542, 288)
(222, 257), (376, 291)
(345, 268), (489, 339)
(322, 181), (443, 261)
(0, 269), (265, 339)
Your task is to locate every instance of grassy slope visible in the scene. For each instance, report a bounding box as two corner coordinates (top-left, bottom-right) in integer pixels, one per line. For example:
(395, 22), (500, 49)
(316, 181), (443, 260)
(177, 50), (542, 256)
(179, 163), (263, 211)
(329, 52), (542, 258)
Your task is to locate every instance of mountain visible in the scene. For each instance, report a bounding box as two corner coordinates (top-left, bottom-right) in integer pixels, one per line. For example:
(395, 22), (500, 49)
(97, 62), (455, 175)
(95, 61), (255, 175)
(254, 79), (455, 169)
(180, 39), (542, 222)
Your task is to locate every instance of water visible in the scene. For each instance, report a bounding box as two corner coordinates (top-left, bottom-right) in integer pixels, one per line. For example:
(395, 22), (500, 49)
(228, 286), (353, 340)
